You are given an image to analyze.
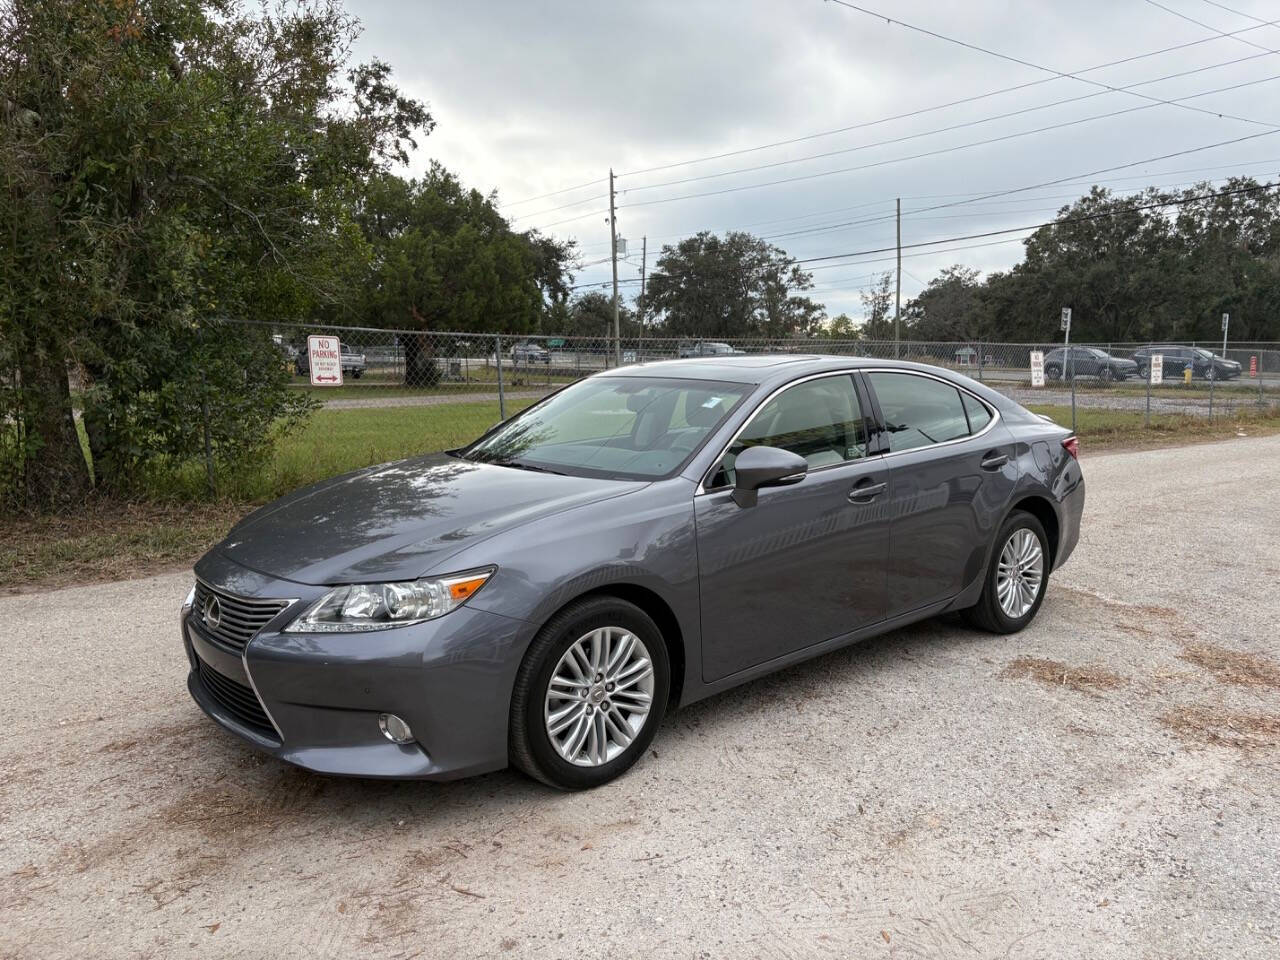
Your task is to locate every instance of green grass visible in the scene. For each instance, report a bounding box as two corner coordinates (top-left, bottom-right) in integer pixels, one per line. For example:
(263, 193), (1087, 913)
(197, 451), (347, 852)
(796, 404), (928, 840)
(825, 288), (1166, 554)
(132, 398), (537, 503)
(1, 399), (537, 591)
(1027, 403), (1280, 450)
(8, 395), (1280, 592)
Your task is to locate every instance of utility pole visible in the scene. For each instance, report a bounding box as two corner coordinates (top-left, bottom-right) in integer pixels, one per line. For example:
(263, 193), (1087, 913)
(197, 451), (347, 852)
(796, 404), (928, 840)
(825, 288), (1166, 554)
(894, 196), (902, 358)
(609, 168), (621, 366)
(637, 235), (648, 358)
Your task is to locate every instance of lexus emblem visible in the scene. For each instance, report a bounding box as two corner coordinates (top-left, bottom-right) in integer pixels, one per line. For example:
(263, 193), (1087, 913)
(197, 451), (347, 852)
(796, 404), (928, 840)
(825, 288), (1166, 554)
(203, 596), (222, 632)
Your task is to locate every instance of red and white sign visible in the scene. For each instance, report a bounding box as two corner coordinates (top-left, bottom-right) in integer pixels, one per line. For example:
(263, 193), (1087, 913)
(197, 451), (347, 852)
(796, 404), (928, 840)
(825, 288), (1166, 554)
(1251, 355), (1259, 378)
(307, 335), (343, 386)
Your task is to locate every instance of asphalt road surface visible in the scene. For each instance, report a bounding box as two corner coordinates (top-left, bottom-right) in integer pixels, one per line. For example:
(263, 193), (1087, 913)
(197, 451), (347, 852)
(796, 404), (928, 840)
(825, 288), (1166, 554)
(4, 437), (1279, 959)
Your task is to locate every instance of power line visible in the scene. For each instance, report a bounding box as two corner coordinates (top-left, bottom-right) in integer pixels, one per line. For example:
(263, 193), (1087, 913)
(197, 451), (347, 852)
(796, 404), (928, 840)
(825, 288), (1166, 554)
(1142, 0), (1277, 54)
(615, 17), (1280, 180)
(1196, 0), (1276, 24)
(790, 179), (1280, 268)
(827, 0), (1276, 129)
(887, 129), (1280, 219)
(572, 157), (1280, 253)
(614, 73), (1280, 211)
(620, 51), (1278, 195)
(499, 177), (608, 209)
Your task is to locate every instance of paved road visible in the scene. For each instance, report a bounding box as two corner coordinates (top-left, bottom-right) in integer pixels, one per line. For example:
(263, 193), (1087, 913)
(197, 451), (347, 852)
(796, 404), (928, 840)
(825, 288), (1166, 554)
(4, 438), (1279, 959)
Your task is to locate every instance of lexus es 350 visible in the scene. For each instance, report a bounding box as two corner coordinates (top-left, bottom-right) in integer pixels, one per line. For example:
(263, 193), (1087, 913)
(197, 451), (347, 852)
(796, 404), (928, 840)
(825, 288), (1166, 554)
(181, 356), (1085, 789)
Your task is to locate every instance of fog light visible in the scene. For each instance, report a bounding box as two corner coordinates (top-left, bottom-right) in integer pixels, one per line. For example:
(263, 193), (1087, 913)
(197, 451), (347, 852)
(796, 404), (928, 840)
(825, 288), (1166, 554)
(378, 713), (414, 744)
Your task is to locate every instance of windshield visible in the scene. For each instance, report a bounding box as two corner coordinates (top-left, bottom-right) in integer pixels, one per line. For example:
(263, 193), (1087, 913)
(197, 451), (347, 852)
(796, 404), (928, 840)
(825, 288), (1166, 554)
(1194, 348), (1213, 359)
(459, 376), (751, 480)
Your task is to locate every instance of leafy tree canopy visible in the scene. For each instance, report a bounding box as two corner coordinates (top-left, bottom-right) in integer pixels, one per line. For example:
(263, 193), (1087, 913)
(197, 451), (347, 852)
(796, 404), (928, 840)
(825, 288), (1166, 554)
(643, 232), (824, 339)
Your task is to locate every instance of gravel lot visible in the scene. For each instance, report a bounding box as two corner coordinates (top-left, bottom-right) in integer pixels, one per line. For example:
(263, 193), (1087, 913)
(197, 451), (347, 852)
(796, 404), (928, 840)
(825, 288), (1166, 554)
(3, 437), (1278, 959)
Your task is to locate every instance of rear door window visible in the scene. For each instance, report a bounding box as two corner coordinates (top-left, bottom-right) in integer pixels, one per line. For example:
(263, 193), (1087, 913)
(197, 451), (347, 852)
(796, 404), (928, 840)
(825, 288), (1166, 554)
(867, 372), (972, 453)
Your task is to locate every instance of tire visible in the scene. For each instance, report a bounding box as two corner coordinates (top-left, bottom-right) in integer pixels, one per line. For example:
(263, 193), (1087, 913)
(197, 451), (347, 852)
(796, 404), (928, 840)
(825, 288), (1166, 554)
(510, 596), (670, 790)
(351, 369), (363, 379)
(962, 510), (1051, 634)
(1045, 365), (1062, 381)
(1098, 366), (1114, 383)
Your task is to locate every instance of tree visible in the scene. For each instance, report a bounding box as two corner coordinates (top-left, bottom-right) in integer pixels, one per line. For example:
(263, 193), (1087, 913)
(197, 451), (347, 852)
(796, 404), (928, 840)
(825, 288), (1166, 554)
(1, 0), (431, 506)
(902, 266), (987, 341)
(643, 232), (824, 339)
(859, 273), (896, 340)
(356, 166), (576, 383)
(822, 313), (861, 339)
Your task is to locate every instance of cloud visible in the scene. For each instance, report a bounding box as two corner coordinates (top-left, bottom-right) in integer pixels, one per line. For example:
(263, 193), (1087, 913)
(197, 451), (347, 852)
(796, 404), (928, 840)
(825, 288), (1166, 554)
(348, 0), (1280, 316)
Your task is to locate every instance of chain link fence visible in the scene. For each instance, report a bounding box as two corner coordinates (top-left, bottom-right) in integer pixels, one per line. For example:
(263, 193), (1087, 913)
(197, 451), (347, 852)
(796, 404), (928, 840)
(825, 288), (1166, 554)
(7, 321), (1278, 512)
(257, 319), (1280, 424)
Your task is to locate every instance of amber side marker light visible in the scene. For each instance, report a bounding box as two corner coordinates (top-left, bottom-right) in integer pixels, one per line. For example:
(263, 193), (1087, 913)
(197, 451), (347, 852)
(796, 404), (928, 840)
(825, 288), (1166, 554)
(448, 576), (489, 602)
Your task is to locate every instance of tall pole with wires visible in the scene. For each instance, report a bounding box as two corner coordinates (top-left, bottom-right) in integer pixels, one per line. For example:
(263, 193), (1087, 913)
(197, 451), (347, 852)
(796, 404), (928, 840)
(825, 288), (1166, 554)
(609, 169), (621, 366)
(637, 235), (648, 358)
(894, 197), (902, 357)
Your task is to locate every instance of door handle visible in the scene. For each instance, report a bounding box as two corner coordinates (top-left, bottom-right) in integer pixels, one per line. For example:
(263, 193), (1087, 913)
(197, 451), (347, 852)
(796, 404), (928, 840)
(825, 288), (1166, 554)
(981, 452), (1009, 470)
(848, 481), (887, 503)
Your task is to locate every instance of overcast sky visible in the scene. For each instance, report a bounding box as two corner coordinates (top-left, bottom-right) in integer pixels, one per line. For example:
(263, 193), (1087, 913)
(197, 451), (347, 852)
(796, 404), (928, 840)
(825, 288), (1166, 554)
(347, 0), (1280, 321)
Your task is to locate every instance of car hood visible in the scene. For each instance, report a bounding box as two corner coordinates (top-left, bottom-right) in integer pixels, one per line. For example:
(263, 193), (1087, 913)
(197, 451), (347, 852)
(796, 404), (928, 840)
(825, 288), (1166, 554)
(217, 453), (647, 585)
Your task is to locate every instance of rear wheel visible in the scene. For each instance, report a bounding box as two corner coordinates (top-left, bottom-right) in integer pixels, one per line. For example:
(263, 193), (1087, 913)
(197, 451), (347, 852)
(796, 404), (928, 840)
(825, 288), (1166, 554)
(510, 596), (669, 790)
(963, 511), (1050, 634)
(1045, 364), (1062, 381)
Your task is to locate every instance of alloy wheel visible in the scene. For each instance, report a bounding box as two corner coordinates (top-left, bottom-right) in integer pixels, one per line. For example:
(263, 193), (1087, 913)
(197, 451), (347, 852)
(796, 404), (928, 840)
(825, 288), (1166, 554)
(996, 528), (1044, 619)
(544, 626), (654, 767)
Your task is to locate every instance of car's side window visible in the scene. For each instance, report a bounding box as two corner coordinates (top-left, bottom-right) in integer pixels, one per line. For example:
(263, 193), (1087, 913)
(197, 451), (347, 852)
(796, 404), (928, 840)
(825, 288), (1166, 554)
(962, 392), (992, 433)
(708, 375), (867, 488)
(866, 372), (972, 453)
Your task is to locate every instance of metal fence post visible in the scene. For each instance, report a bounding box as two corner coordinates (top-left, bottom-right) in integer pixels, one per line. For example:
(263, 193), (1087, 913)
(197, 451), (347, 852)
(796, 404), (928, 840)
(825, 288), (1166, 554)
(1070, 346), (1077, 433)
(1144, 341), (1151, 429)
(1208, 353), (1215, 423)
(977, 340), (984, 381)
(495, 333), (505, 421)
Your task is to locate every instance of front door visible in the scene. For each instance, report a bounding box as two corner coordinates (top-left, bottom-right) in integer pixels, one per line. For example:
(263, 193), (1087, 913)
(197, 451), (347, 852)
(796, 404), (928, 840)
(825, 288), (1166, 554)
(695, 373), (890, 683)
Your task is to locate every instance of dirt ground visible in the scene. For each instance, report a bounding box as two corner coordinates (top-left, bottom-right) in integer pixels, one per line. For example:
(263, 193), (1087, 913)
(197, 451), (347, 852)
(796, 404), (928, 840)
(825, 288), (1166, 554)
(3, 436), (1278, 959)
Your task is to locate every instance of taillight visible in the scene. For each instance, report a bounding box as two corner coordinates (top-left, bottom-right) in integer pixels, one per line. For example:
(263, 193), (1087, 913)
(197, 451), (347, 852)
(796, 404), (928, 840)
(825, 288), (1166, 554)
(1062, 436), (1079, 460)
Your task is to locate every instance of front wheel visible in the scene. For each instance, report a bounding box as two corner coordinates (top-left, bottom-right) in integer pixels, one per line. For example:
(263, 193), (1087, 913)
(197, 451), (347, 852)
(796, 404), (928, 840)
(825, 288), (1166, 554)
(1045, 365), (1062, 381)
(1098, 366), (1114, 383)
(510, 597), (670, 790)
(963, 511), (1050, 634)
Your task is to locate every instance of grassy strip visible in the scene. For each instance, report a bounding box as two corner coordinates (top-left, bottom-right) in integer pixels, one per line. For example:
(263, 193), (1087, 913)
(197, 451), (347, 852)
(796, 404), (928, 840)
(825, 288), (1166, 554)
(1027, 403), (1280, 450)
(6, 396), (1280, 592)
(2, 399), (532, 592)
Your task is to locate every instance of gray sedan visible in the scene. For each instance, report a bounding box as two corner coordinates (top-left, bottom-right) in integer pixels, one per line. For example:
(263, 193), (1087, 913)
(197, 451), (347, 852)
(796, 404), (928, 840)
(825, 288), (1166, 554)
(182, 356), (1085, 789)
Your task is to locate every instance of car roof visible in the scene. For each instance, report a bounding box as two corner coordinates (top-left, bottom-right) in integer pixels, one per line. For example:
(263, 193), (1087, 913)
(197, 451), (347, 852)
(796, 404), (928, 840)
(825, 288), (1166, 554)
(601, 353), (999, 388)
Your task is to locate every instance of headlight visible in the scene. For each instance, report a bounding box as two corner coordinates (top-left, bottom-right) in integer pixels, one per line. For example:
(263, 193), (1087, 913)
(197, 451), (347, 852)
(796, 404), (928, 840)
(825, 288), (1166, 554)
(283, 568), (494, 633)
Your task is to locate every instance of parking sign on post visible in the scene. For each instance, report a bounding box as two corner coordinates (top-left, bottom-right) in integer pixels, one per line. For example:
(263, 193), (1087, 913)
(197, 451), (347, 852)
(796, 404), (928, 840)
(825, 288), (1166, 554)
(1150, 353), (1163, 385)
(1030, 350), (1045, 387)
(307, 335), (343, 386)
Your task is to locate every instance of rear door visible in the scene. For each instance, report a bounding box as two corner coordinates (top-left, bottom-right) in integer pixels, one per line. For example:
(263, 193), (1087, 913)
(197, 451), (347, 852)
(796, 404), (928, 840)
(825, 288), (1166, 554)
(694, 373), (890, 682)
(864, 370), (1018, 617)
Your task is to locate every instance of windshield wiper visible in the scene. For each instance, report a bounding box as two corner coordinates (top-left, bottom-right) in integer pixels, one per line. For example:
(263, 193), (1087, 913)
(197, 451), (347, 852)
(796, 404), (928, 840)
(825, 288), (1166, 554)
(490, 458), (566, 475)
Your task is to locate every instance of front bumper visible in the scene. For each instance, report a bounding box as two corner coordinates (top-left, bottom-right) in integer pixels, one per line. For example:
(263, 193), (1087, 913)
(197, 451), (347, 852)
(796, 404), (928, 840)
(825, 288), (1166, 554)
(182, 553), (533, 780)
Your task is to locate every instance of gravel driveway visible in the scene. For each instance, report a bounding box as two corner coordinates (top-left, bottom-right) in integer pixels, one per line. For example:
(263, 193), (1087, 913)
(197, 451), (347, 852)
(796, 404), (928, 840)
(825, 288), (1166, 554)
(4, 437), (1278, 959)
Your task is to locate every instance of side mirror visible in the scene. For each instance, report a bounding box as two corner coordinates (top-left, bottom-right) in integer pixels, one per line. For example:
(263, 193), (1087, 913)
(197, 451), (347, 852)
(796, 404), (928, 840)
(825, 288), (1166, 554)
(731, 445), (808, 508)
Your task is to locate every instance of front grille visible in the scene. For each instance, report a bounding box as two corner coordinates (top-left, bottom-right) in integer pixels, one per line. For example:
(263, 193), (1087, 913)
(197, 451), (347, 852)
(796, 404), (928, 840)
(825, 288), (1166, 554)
(195, 659), (277, 740)
(192, 581), (289, 653)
